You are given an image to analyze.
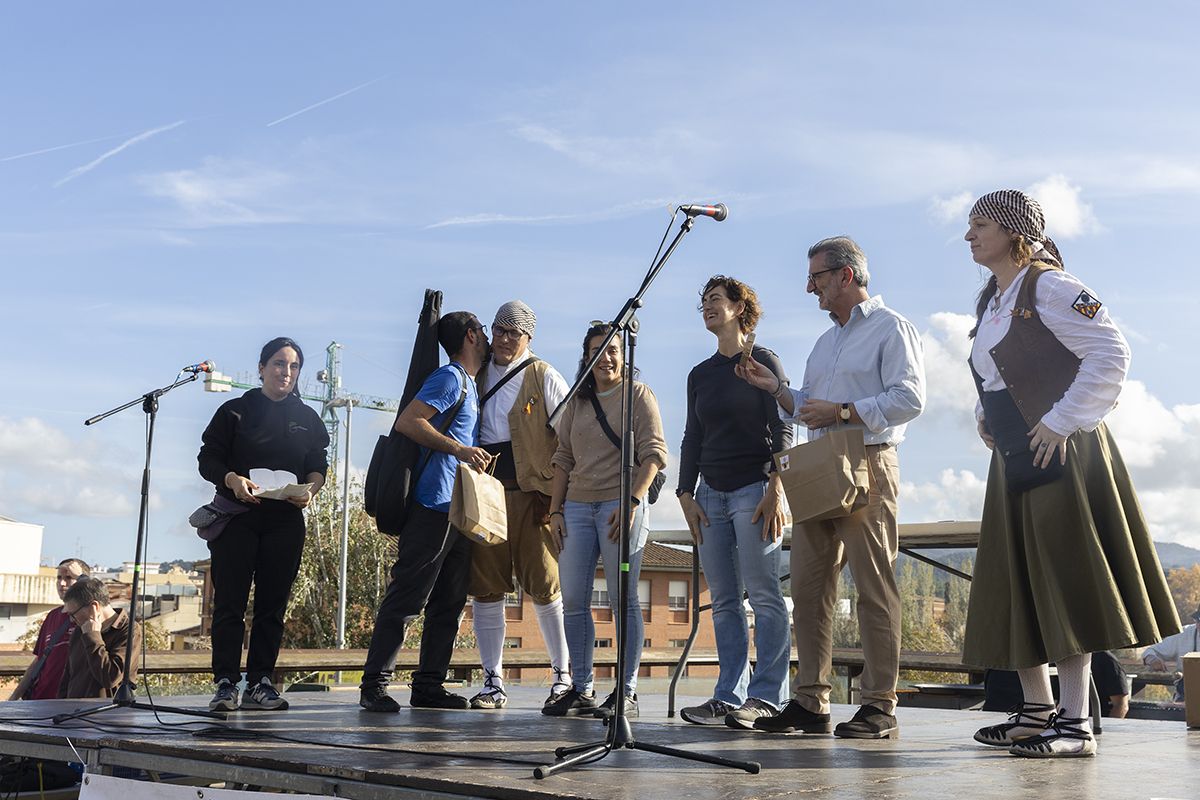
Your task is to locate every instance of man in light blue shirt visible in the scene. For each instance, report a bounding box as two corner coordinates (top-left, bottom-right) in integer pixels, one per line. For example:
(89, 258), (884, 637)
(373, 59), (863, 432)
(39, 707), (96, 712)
(739, 236), (925, 740)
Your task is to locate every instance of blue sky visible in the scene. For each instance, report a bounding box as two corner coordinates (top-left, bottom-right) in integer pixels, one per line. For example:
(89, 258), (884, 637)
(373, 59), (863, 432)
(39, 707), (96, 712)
(2, 3), (1198, 566)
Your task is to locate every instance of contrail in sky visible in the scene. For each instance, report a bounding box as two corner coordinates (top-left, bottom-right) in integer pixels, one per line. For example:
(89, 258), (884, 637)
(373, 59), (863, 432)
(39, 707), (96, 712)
(266, 76), (384, 127)
(1, 133), (131, 163)
(53, 120), (186, 188)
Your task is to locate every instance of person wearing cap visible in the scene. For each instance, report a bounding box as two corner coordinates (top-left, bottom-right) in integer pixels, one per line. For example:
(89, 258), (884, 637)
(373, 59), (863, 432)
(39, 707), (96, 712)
(960, 189), (1179, 757)
(738, 238), (926, 740)
(466, 300), (572, 711)
(1141, 606), (1199, 701)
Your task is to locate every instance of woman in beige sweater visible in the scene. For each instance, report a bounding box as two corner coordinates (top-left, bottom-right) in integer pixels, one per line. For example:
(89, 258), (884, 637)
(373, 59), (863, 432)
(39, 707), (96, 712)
(542, 323), (667, 720)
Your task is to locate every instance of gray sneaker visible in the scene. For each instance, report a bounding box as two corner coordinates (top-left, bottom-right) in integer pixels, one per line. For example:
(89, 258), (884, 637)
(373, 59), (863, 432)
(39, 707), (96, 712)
(240, 677), (289, 711)
(680, 698), (735, 725)
(208, 678), (239, 712)
(725, 697), (780, 730)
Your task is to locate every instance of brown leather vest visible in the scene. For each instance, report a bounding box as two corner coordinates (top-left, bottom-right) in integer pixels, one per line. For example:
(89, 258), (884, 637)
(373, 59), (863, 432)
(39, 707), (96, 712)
(979, 262), (1081, 429)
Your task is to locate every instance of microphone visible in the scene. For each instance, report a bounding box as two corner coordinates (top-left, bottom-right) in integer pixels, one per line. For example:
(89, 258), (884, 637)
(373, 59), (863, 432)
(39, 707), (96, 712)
(679, 203), (728, 222)
(181, 360), (215, 375)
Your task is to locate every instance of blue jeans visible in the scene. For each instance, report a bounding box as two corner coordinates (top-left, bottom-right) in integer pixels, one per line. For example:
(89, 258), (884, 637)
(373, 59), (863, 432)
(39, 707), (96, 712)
(559, 498), (648, 693)
(695, 478), (790, 707)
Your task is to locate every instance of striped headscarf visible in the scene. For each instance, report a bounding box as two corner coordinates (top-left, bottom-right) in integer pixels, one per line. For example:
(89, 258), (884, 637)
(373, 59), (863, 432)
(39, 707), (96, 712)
(492, 300), (537, 338)
(970, 189), (1063, 265)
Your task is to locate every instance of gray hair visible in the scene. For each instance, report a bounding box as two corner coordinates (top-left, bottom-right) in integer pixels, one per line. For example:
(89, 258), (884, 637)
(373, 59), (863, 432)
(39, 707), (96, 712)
(808, 236), (869, 288)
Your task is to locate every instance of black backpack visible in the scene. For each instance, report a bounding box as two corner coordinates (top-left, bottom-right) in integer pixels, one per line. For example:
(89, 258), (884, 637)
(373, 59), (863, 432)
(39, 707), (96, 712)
(365, 289), (460, 535)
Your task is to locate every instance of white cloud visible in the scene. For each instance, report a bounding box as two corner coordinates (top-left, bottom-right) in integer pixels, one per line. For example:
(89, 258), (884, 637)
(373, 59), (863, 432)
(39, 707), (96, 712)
(921, 312), (978, 415)
(54, 120), (185, 188)
(901, 468), (989, 522)
(0, 417), (140, 519)
(1026, 174), (1101, 239)
(1104, 381), (1186, 468)
(1138, 487), (1200, 551)
(929, 191), (973, 224)
(142, 158), (296, 227)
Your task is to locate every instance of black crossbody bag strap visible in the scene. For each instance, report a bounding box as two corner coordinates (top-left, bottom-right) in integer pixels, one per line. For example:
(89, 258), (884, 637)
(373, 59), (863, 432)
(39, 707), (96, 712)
(479, 357), (540, 407)
(589, 394), (640, 465)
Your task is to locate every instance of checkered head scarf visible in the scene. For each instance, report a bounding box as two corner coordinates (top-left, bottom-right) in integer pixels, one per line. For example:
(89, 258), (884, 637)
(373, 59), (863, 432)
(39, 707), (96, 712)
(492, 300), (536, 338)
(970, 189), (1063, 265)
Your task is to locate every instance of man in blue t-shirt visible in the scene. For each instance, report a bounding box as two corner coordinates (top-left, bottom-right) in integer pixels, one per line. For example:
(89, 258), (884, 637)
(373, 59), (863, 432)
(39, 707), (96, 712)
(360, 311), (492, 712)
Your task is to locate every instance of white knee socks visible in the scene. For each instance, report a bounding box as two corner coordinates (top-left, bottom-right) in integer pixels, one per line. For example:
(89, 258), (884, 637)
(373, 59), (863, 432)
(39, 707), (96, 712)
(472, 599), (507, 688)
(534, 597), (570, 678)
(1056, 652), (1093, 731)
(1017, 663), (1054, 707)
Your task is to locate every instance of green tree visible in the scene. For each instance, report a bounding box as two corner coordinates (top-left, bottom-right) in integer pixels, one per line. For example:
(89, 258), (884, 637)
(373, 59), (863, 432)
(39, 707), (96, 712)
(282, 475), (477, 656)
(284, 474), (396, 648)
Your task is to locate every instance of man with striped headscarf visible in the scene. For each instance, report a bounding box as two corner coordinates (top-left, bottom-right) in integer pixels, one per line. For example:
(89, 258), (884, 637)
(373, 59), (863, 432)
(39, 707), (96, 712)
(467, 301), (572, 711)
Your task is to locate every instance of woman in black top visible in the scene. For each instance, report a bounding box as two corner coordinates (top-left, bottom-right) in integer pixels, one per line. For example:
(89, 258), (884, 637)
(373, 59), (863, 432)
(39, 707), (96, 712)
(676, 275), (793, 729)
(198, 337), (328, 712)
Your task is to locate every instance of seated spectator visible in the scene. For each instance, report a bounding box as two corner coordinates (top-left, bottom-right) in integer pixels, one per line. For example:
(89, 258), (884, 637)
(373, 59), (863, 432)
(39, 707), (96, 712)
(7, 559), (88, 701)
(1141, 605), (1199, 701)
(58, 577), (140, 699)
(982, 651), (1131, 718)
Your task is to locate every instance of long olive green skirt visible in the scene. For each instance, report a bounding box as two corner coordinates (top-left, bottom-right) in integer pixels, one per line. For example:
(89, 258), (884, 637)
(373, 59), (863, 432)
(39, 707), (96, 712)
(961, 422), (1180, 670)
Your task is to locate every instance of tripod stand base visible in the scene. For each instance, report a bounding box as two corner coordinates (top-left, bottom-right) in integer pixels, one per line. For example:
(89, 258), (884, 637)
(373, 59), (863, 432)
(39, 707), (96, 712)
(535, 717), (760, 779)
(53, 698), (226, 725)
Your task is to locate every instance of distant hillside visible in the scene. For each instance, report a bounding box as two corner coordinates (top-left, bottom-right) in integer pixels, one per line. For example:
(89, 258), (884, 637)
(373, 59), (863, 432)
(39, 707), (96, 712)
(1154, 541), (1200, 571)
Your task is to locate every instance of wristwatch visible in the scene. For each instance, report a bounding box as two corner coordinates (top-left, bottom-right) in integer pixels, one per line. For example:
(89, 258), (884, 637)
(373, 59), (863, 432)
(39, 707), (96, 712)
(839, 403), (852, 423)
(629, 496), (642, 508)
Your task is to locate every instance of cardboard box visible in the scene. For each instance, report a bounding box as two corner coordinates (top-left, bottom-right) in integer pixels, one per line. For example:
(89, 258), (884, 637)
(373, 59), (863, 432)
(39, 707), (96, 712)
(1185, 652), (1200, 728)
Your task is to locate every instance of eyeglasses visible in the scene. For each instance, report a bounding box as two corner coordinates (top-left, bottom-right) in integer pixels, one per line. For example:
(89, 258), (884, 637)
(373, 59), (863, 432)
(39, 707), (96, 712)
(490, 325), (525, 342)
(806, 266), (844, 287)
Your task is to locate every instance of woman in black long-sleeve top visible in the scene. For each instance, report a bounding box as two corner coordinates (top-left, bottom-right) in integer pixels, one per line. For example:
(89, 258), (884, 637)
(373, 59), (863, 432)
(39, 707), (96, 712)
(198, 337), (328, 712)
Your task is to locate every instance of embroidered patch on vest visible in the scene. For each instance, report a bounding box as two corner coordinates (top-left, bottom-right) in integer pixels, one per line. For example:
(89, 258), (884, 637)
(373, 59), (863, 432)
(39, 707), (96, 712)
(1071, 290), (1102, 319)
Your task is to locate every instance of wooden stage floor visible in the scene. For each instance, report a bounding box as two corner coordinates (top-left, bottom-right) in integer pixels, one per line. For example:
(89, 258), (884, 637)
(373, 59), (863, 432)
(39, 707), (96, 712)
(0, 685), (1195, 799)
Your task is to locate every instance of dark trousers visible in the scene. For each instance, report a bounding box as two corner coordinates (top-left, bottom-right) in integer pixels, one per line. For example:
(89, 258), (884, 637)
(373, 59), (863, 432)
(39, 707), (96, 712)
(361, 503), (472, 691)
(208, 502), (306, 685)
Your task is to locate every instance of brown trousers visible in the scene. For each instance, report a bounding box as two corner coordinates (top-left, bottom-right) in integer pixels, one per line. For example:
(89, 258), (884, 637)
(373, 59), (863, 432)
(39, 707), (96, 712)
(790, 444), (901, 715)
(469, 488), (561, 604)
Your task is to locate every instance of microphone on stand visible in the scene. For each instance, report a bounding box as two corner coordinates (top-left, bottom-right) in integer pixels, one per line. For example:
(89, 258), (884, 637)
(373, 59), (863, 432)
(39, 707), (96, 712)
(679, 203), (728, 222)
(180, 360), (215, 375)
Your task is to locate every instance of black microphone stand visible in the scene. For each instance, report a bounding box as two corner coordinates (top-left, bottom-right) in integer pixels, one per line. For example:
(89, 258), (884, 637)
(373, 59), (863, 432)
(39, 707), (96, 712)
(54, 374), (225, 724)
(535, 213), (759, 778)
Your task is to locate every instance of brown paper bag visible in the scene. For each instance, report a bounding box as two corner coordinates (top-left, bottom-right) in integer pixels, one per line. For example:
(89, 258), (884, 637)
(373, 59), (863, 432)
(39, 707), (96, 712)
(773, 428), (870, 524)
(449, 461), (508, 545)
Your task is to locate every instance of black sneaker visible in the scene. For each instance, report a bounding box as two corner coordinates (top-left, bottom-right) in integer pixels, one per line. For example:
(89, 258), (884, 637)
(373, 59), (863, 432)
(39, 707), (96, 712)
(834, 704), (898, 739)
(208, 678), (239, 712)
(541, 688), (598, 717)
(241, 677), (288, 711)
(593, 691), (639, 719)
(544, 667), (572, 708)
(753, 700), (832, 734)
(409, 685), (469, 710)
(359, 684), (401, 713)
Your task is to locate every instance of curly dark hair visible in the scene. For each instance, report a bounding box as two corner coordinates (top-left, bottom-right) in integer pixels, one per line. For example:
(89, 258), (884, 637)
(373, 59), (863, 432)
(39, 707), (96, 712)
(575, 322), (634, 401)
(698, 275), (761, 333)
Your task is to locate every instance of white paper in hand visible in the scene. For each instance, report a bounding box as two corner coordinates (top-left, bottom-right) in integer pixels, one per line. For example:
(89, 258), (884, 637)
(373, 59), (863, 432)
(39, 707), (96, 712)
(249, 468), (312, 500)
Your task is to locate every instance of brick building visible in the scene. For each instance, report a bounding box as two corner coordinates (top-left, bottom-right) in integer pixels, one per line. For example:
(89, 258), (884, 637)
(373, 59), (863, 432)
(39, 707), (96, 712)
(464, 541), (719, 682)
